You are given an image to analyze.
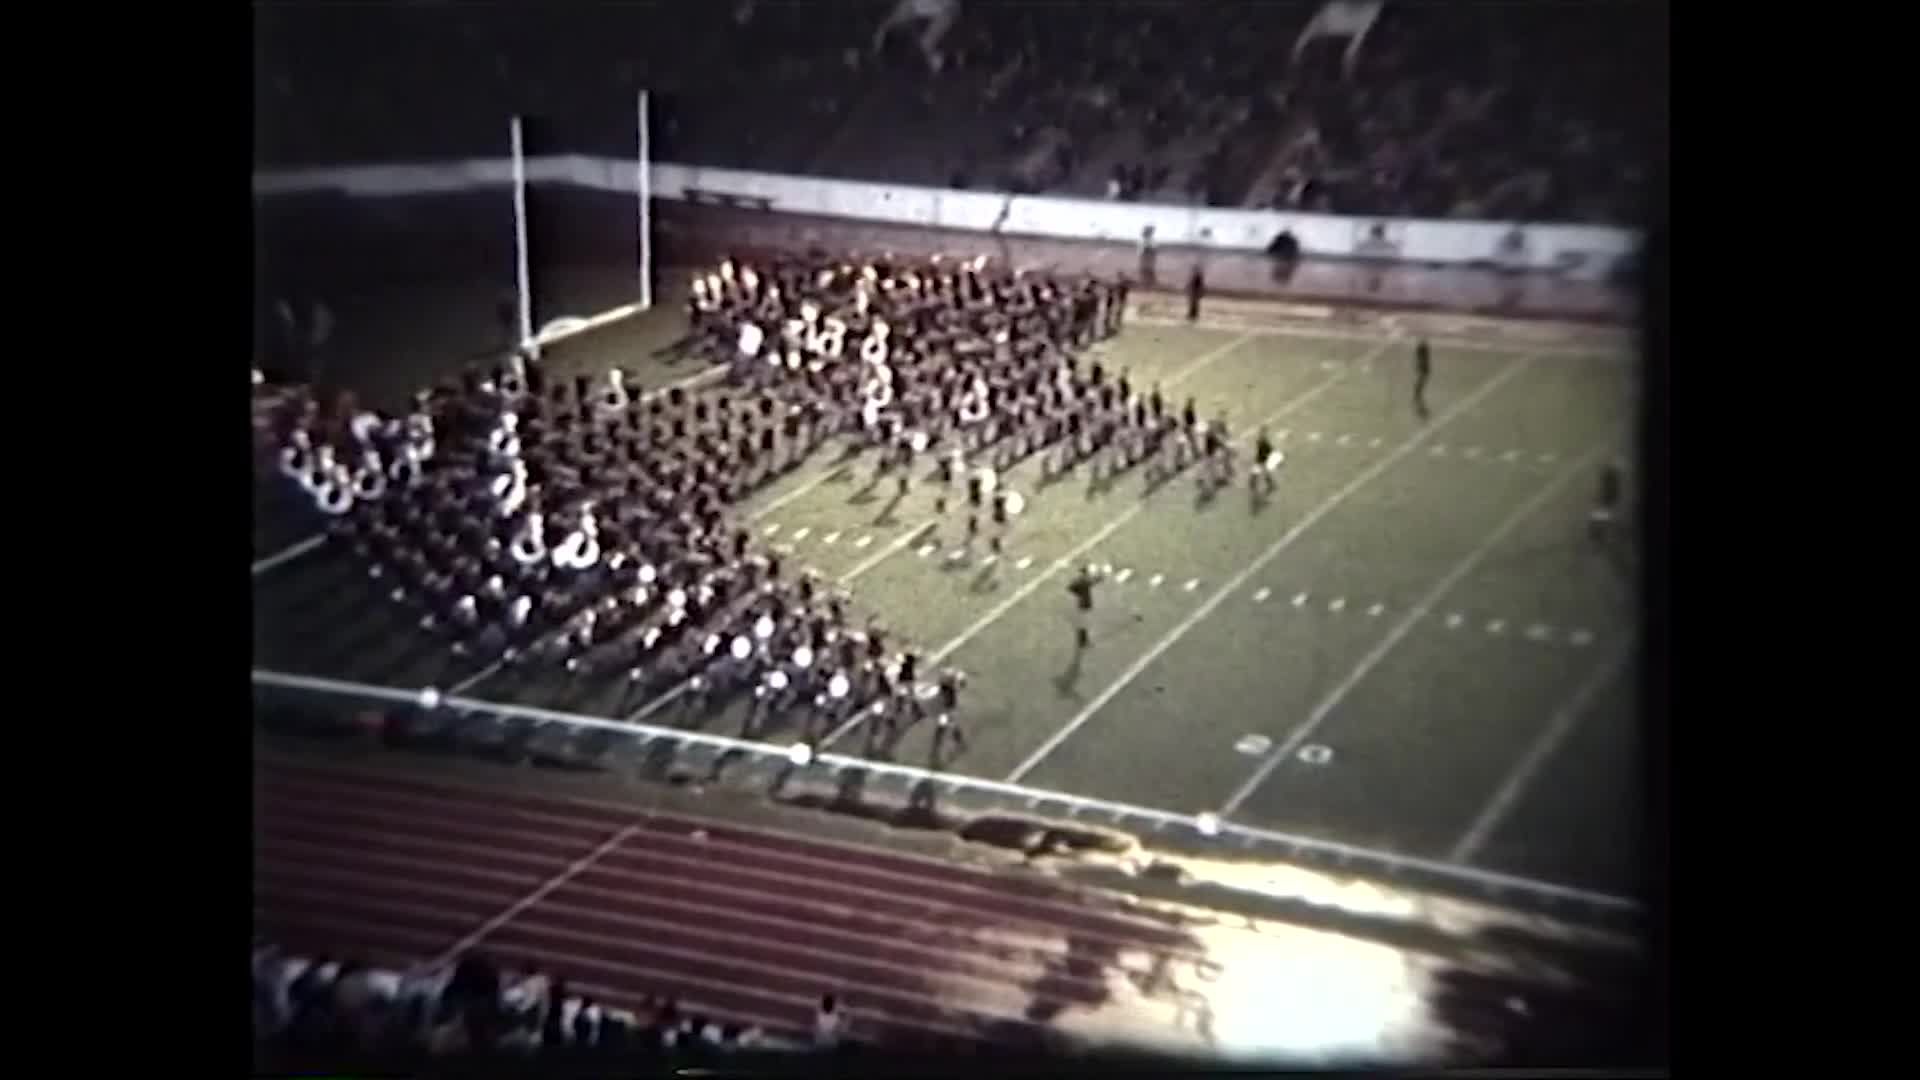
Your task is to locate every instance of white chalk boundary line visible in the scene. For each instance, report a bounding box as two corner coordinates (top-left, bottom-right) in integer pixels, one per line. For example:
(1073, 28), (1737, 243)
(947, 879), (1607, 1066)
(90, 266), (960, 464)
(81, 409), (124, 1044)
(251, 667), (1639, 915)
(1128, 314), (1632, 360)
(1449, 642), (1633, 863)
(1218, 432), (1614, 816)
(839, 521), (935, 582)
(251, 534), (326, 578)
(1005, 353), (1532, 785)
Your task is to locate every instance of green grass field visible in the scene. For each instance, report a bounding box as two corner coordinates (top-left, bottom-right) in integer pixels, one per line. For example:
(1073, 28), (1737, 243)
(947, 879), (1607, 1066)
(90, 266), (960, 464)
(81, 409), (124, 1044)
(252, 290), (1643, 903)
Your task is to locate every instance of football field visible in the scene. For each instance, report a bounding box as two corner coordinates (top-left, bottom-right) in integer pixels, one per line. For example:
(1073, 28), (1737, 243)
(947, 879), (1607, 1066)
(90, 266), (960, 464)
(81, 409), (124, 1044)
(253, 290), (1643, 908)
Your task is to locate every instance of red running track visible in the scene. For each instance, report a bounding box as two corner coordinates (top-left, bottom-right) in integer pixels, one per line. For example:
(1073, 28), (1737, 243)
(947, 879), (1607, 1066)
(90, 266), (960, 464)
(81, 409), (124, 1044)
(253, 754), (1215, 1054)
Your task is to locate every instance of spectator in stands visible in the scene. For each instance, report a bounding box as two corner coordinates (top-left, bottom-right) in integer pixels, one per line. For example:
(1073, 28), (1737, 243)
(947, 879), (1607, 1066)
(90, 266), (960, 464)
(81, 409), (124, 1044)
(814, 993), (845, 1049)
(541, 978), (569, 1052)
(572, 994), (600, 1049)
(259, 3), (1654, 223)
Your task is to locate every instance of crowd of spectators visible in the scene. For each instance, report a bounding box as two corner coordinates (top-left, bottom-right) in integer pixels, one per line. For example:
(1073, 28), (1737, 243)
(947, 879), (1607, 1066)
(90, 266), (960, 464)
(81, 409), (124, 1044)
(253, 942), (830, 1068)
(256, 2), (1659, 225)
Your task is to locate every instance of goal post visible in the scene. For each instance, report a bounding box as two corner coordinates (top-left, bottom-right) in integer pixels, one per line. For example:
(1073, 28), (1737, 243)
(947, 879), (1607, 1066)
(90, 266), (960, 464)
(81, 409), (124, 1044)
(509, 90), (654, 360)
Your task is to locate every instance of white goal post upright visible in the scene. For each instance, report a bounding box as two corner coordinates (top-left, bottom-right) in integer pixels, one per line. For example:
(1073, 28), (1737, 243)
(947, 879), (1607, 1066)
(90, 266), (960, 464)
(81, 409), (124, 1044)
(638, 89), (652, 312)
(509, 114), (538, 359)
(507, 94), (652, 358)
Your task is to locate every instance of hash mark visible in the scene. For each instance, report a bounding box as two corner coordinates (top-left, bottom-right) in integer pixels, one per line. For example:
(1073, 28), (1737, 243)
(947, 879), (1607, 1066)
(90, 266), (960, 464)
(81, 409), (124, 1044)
(1149, 574), (1166, 588)
(1115, 568), (1134, 584)
(854, 535), (874, 548)
(765, 523), (782, 536)
(1292, 592), (1309, 607)
(823, 531), (841, 545)
(1015, 556), (1034, 570)
(791, 526), (812, 541)
(1253, 587), (1271, 603)
(1445, 613), (1464, 629)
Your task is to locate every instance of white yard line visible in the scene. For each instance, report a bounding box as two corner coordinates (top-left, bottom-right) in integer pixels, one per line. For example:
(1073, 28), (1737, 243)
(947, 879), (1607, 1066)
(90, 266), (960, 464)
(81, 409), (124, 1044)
(1005, 354), (1533, 784)
(427, 822), (643, 970)
(838, 522), (934, 583)
(1217, 433), (1613, 816)
(251, 534), (326, 578)
(813, 360), (1375, 752)
(812, 333), (1401, 750)
(1127, 313), (1633, 360)
(1448, 643), (1633, 863)
(447, 659), (508, 696)
(1163, 332), (1257, 382)
(744, 462), (851, 523)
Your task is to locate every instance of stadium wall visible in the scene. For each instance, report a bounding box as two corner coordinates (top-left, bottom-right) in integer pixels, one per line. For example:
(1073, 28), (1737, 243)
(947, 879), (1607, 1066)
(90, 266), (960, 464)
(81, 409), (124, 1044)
(257, 157), (1639, 275)
(254, 159), (1637, 324)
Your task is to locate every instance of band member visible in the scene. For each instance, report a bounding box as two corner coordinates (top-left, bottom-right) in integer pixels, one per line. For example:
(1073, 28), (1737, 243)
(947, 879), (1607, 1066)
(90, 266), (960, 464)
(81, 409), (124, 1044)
(1250, 426), (1283, 496)
(1068, 563), (1100, 649)
(1590, 459), (1625, 544)
(1413, 339), (1432, 422)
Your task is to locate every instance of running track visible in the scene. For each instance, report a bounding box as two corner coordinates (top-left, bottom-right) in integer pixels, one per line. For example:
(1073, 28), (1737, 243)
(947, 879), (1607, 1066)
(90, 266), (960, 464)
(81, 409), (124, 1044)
(253, 753), (1218, 1054)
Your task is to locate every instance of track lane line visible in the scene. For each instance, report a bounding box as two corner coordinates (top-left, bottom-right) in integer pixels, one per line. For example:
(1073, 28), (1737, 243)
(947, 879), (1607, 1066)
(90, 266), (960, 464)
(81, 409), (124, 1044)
(257, 852), (1118, 991)
(426, 822), (642, 969)
(256, 779), (1200, 952)
(258, 868), (1104, 1009)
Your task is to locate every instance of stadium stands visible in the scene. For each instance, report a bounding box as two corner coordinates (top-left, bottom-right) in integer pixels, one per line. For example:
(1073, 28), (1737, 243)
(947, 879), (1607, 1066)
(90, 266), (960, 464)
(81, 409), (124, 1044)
(253, 941), (821, 1067)
(254, 2), (1661, 224)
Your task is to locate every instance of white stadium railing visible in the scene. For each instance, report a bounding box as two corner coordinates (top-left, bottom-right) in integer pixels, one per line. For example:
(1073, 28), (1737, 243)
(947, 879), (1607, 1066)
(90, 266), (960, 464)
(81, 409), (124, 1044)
(253, 668), (1642, 924)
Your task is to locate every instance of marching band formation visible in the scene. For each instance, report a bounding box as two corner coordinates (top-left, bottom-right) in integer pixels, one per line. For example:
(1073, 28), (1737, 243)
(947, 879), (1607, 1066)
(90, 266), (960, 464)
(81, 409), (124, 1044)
(257, 250), (1271, 759)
